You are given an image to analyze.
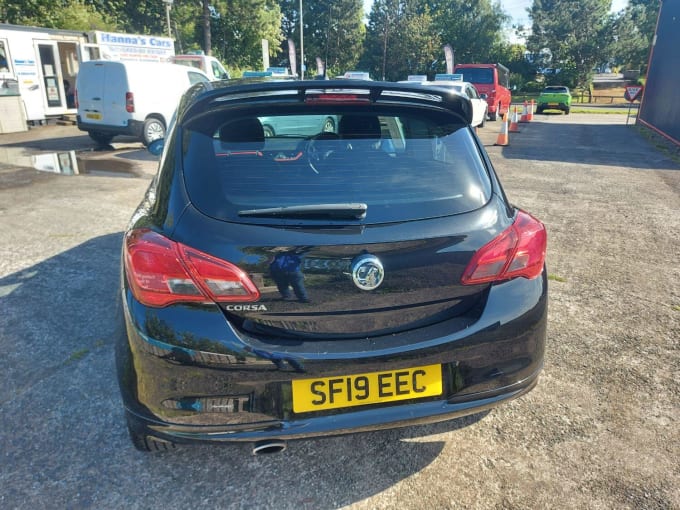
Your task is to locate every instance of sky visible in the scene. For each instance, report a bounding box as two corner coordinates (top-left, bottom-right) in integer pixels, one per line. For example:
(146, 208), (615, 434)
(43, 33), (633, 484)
(363, 0), (630, 28)
(499, 0), (629, 27)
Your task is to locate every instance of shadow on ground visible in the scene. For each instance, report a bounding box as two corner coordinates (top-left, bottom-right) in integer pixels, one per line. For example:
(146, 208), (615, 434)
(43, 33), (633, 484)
(488, 119), (680, 171)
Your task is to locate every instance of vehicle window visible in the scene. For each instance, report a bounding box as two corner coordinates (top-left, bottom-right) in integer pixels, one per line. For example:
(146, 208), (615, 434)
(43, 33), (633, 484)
(211, 61), (228, 79)
(175, 58), (202, 70)
(182, 111), (491, 224)
(466, 85), (478, 99)
(455, 68), (493, 84)
(188, 71), (209, 84)
(0, 40), (10, 72)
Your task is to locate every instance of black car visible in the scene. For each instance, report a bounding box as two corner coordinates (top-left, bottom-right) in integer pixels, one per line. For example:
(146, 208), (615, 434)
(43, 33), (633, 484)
(116, 79), (547, 453)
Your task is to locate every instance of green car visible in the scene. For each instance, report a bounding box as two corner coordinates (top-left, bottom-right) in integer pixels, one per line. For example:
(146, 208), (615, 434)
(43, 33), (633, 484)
(536, 86), (572, 114)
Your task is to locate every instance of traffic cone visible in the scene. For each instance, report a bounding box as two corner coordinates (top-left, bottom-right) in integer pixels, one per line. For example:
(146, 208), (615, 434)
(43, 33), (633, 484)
(520, 101), (529, 122)
(494, 113), (509, 146)
(509, 106), (521, 132)
(528, 100), (535, 121)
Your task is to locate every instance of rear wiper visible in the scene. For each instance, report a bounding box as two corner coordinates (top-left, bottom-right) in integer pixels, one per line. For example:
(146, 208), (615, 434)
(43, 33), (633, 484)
(238, 203), (367, 220)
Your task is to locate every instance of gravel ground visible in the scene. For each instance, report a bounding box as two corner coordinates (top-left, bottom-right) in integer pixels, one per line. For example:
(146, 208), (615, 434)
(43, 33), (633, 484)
(0, 116), (678, 509)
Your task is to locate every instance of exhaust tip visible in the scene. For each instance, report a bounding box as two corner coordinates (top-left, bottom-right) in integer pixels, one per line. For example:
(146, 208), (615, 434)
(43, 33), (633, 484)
(252, 440), (287, 455)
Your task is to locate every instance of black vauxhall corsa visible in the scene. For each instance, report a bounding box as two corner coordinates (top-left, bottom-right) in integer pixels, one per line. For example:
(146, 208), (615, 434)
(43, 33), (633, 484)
(116, 78), (547, 453)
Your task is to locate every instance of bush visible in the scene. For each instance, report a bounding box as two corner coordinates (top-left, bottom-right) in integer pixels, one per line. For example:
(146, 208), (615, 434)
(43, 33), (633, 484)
(523, 81), (545, 93)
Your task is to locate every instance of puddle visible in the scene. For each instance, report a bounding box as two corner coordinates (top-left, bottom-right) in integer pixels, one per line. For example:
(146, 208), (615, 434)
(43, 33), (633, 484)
(0, 146), (146, 178)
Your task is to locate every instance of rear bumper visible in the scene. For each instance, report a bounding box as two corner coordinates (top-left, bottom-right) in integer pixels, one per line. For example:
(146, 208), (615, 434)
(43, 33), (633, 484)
(76, 117), (144, 138)
(537, 101), (570, 111)
(116, 271), (547, 444)
(126, 370), (540, 444)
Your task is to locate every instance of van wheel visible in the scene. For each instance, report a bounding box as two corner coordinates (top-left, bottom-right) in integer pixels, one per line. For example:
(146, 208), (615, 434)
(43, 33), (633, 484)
(143, 117), (166, 146)
(88, 131), (114, 146)
(488, 110), (497, 121)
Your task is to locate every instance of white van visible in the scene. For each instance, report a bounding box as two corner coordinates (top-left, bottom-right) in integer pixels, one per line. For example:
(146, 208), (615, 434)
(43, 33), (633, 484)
(76, 60), (209, 145)
(171, 53), (230, 80)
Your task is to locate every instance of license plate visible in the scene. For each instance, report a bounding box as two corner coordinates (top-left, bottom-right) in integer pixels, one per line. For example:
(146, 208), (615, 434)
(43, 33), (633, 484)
(548, 103), (559, 106)
(85, 112), (102, 120)
(292, 364), (442, 413)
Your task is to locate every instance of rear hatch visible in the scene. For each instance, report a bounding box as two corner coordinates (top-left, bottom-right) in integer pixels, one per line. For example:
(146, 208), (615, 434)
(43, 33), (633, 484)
(175, 83), (508, 340)
(76, 61), (108, 125)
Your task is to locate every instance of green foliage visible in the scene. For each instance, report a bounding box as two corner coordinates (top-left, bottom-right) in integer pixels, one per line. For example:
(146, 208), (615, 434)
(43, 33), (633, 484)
(210, 0), (284, 70)
(0, 0), (118, 30)
(362, 0), (440, 81)
(430, 0), (510, 65)
(279, 0), (365, 77)
(609, 0), (659, 71)
(527, 0), (612, 88)
(523, 80), (545, 92)
(360, 0), (512, 81)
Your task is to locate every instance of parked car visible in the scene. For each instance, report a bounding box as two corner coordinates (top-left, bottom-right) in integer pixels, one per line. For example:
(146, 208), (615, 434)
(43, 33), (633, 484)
(338, 71), (372, 80)
(536, 85), (572, 114)
(453, 63), (512, 121)
(76, 60), (210, 146)
(171, 53), (230, 80)
(117, 79), (548, 453)
(430, 78), (489, 127)
(259, 115), (338, 137)
(400, 76), (488, 128)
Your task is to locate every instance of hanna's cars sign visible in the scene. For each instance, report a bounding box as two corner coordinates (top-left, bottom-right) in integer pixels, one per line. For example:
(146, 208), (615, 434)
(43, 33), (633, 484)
(93, 31), (175, 62)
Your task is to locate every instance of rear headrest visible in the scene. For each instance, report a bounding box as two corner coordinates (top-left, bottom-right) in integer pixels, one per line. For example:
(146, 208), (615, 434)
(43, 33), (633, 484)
(338, 115), (381, 140)
(218, 118), (265, 149)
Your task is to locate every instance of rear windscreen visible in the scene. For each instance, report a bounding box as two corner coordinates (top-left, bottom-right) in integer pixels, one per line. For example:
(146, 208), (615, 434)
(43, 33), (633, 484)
(454, 68), (494, 85)
(181, 109), (492, 224)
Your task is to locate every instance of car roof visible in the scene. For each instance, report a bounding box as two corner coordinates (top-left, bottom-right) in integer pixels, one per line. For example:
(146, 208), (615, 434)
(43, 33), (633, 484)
(178, 79), (474, 125)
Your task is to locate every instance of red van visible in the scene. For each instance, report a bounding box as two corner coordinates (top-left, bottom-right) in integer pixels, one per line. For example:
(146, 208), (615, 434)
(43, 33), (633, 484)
(453, 63), (512, 121)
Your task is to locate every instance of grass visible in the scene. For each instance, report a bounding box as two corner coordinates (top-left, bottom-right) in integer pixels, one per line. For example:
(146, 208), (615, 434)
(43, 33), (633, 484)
(571, 107), (629, 114)
(67, 349), (89, 363)
(514, 85), (634, 106)
(637, 126), (680, 165)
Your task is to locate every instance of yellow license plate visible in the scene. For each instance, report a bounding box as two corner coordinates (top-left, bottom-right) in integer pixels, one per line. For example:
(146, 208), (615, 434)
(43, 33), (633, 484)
(548, 103), (559, 106)
(85, 112), (102, 120)
(292, 364), (442, 413)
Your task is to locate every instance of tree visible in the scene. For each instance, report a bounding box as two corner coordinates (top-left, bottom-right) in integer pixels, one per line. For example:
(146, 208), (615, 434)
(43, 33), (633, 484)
(362, 0), (440, 81)
(609, 0), (660, 72)
(527, 0), (612, 88)
(430, 0), (510, 65)
(0, 0), (116, 30)
(210, 0), (284, 71)
(279, 0), (364, 77)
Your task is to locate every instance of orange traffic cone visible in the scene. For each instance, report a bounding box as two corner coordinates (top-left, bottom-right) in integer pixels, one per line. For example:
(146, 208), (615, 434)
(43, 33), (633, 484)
(495, 113), (509, 146)
(520, 101), (529, 122)
(509, 106), (521, 132)
(528, 100), (535, 121)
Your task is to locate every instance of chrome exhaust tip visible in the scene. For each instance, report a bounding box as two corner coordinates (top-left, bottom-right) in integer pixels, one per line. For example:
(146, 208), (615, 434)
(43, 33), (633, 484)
(252, 440), (287, 455)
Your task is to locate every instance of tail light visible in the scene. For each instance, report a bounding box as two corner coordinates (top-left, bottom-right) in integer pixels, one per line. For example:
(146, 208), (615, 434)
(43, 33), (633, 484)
(123, 229), (260, 307)
(462, 211), (546, 285)
(125, 92), (134, 113)
(74, 89), (78, 109)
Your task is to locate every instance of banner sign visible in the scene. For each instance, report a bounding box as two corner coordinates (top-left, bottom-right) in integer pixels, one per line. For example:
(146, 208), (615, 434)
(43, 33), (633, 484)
(287, 39), (297, 77)
(443, 44), (454, 74)
(94, 31), (175, 62)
